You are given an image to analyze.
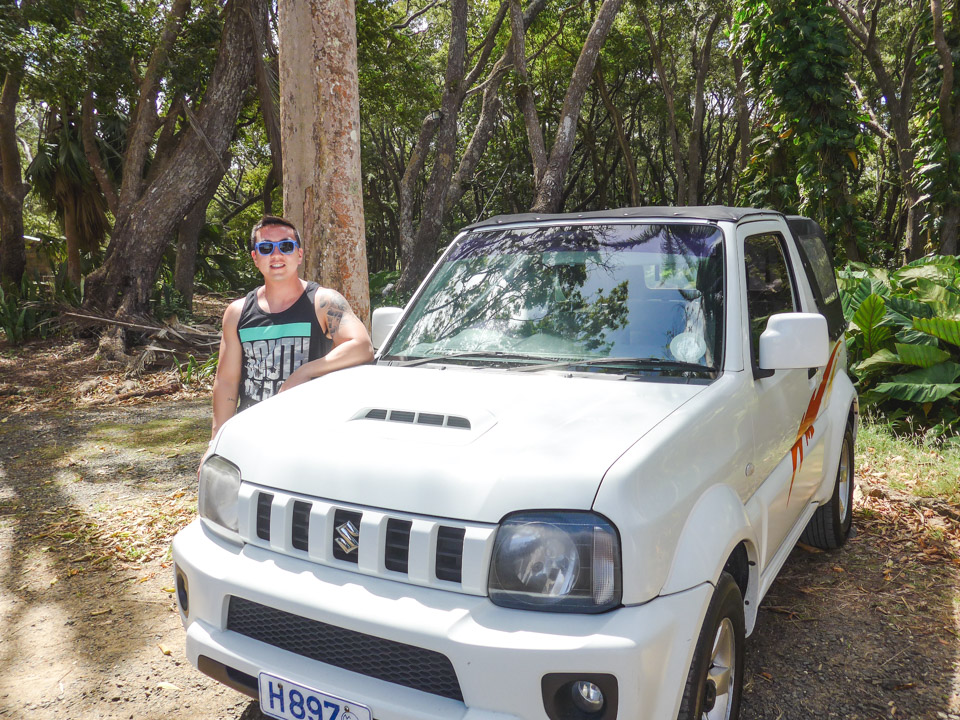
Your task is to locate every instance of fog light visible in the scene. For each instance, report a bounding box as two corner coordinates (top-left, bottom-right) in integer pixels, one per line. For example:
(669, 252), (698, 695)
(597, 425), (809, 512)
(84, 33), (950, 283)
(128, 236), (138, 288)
(175, 566), (189, 615)
(542, 672), (618, 719)
(571, 681), (604, 713)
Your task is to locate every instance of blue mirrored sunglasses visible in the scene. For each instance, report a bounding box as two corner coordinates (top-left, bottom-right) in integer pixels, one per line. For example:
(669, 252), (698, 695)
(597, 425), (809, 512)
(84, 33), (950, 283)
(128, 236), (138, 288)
(255, 238), (300, 255)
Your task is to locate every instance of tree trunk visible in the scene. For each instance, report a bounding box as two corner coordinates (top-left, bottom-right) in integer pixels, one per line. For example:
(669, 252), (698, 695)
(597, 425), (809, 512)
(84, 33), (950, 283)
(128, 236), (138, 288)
(596, 68), (640, 206)
(640, 9), (685, 204)
(81, 92), (119, 216)
(392, 0), (546, 297)
(393, 0), (469, 297)
(278, 0), (370, 324)
(116, 0), (192, 220)
(731, 42), (751, 174)
(511, 0), (548, 183)
(930, 0), (959, 256)
(686, 14), (722, 206)
(62, 193), (82, 287)
(0, 69), (29, 288)
(174, 201), (207, 312)
(397, 111), (442, 285)
(176, 161), (228, 310)
(940, 205), (959, 256)
(530, 0), (624, 213)
(831, 0), (924, 260)
(84, 0), (265, 317)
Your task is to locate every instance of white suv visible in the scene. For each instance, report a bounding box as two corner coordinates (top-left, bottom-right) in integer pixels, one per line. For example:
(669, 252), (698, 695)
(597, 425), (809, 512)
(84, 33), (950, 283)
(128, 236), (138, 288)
(173, 207), (857, 720)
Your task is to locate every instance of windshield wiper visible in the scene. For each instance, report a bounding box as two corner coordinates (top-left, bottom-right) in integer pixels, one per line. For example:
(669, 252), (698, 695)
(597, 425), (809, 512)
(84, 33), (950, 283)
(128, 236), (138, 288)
(394, 351), (550, 368)
(515, 356), (717, 374)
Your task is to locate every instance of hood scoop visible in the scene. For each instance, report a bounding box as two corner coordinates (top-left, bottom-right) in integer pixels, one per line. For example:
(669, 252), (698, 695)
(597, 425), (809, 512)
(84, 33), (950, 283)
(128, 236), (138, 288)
(359, 407), (472, 430)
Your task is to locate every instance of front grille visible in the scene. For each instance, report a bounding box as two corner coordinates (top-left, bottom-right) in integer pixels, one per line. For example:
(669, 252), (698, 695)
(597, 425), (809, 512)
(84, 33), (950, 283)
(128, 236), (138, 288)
(227, 596), (463, 701)
(241, 488), (496, 595)
(384, 519), (412, 573)
(292, 501), (311, 551)
(257, 492), (274, 540)
(436, 526), (465, 582)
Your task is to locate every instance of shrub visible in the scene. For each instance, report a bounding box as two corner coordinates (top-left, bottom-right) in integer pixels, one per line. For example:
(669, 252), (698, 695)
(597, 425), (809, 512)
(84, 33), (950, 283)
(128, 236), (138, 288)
(839, 256), (960, 445)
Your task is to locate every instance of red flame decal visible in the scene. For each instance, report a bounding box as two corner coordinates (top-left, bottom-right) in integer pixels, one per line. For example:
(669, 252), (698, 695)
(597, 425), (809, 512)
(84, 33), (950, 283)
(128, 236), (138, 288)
(787, 341), (842, 501)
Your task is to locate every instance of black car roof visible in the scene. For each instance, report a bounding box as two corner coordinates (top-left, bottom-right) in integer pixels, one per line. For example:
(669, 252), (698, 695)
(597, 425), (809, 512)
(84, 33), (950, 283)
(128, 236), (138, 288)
(463, 205), (783, 230)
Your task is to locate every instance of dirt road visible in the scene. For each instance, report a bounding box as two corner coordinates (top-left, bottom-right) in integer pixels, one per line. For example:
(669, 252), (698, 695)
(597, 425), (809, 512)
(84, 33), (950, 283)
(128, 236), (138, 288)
(0, 378), (957, 719)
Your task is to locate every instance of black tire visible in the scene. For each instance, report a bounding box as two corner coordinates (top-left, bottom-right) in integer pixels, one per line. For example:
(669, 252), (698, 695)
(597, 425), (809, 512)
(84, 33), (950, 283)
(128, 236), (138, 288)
(799, 421), (855, 550)
(677, 572), (745, 720)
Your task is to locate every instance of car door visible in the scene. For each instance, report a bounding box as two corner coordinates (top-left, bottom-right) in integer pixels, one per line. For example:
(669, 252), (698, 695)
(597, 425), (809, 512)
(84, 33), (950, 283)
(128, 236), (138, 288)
(739, 225), (822, 567)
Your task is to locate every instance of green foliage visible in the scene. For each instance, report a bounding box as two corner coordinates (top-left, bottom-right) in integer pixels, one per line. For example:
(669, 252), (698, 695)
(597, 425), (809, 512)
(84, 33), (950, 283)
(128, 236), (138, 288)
(840, 255), (960, 443)
(0, 276), (58, 344)
(369, 269), (405, 310)
(913, 5), (960, 246)
(152, 282), (190, 321)
(174, 353), (218, 386)
(734, 0), (868, 258)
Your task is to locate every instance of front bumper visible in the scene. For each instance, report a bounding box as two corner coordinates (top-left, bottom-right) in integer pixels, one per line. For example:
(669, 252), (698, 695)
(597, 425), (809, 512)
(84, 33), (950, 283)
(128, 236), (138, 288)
(172, 519), (711, 720)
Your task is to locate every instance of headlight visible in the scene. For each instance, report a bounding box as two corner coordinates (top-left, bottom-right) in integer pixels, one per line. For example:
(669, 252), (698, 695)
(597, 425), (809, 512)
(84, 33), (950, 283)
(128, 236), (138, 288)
(198, 455), (240, 532)
(488, 511), (621, 613)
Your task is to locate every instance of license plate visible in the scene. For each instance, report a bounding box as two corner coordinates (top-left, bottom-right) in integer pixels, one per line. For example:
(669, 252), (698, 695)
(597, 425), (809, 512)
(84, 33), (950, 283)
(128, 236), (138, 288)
(258, 672), (372, 720)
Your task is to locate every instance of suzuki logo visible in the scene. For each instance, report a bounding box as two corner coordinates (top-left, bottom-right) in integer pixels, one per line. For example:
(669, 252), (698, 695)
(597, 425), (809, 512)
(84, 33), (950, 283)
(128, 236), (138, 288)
(335, 520), (360, 555)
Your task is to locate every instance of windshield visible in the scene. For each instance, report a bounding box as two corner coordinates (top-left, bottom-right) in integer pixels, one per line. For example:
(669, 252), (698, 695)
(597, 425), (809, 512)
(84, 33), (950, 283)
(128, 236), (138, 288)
(384, 223), (724, 372)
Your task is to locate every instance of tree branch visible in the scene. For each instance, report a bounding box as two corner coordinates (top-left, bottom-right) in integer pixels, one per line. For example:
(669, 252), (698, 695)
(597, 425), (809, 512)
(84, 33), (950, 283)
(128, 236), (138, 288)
(80, 92), (119, 215)
(117, 0), (191, 215)
(392, 0), (442, 30)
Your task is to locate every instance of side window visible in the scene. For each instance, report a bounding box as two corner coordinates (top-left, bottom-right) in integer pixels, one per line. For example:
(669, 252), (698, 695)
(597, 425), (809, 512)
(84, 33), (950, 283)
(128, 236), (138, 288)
(794, 233), (845, 341)
(743, 234), (797, 363)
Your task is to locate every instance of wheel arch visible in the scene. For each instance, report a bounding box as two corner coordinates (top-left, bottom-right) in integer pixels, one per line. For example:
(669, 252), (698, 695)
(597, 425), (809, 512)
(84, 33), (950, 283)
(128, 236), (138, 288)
(660, 484), (761, 633)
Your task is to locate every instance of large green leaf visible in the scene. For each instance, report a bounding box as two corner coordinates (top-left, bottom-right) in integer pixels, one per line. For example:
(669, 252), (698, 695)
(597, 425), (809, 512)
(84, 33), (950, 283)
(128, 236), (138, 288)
(856, 348), (901, 373)
(914, 316), (960, 347)
(853, 293), (886, 331)
(932, 295), (960, 320)
(896, 328), (942, 346)
(894, 264), (957, 288)
(903, 255), (960, 271)
(912, 278), (956, 306)
(853, 277), (891, 306)
(894, 343), (951, 368)
(874, 362), (960, 403)
(886, 295), (934, 324)
(852, 293), (892, 355)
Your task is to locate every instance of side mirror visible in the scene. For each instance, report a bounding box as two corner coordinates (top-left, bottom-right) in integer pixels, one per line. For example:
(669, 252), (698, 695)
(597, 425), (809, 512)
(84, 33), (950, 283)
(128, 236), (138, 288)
(371, 306), (404, 351)
(759, 312), (829, 371)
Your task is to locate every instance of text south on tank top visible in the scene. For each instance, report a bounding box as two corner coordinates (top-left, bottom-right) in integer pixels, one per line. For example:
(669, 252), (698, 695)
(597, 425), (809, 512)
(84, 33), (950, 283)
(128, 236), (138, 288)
(236, 282), (331, 411)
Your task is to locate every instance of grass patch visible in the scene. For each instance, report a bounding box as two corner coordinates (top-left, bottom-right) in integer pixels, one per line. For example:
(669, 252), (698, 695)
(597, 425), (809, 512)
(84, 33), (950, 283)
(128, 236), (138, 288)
(91, 416), (209, 455)
(857, 417), (960, 503)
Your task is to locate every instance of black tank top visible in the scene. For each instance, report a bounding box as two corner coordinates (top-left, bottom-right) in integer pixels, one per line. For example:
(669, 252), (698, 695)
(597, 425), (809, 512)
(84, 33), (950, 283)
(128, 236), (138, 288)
(236, 282), (331, 411)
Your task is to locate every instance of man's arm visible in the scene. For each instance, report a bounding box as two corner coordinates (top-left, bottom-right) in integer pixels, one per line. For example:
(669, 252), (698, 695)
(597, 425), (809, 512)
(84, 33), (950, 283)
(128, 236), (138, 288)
(280, 289), (374, 392)
(210, 299), (244, 439)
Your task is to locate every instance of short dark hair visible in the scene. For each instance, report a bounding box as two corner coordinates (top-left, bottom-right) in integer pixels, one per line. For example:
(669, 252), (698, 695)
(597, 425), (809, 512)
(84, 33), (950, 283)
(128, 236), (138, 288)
(249, 216), (302, 252)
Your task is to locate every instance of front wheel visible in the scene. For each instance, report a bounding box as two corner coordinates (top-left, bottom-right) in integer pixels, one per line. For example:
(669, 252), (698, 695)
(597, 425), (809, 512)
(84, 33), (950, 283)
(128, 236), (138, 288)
(800, 421), (855, 550)
(677, 572), (745, 720)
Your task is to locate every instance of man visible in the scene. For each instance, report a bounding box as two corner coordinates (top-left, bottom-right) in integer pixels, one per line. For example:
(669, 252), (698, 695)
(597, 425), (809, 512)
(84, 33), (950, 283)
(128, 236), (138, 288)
(210, 215), (374, 438)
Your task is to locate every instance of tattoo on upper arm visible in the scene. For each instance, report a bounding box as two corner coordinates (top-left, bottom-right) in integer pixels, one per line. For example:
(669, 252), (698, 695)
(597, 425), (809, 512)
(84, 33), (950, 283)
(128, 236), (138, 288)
(319, 291), (352, 337)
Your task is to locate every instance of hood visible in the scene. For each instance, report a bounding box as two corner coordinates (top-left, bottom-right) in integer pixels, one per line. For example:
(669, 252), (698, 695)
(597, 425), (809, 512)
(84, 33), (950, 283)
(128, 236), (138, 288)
(214, 364), (707, 523)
